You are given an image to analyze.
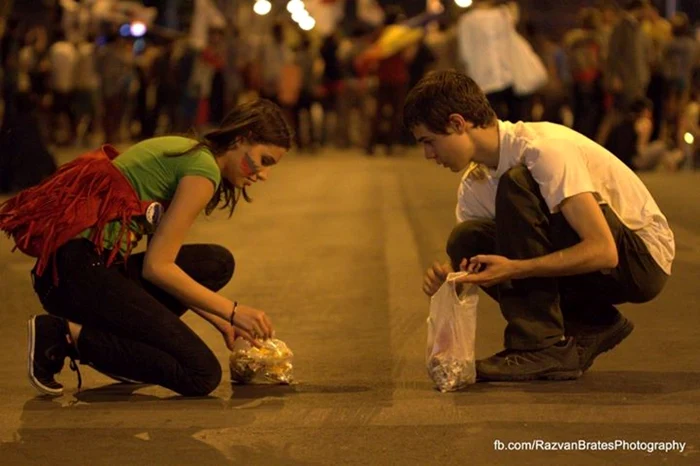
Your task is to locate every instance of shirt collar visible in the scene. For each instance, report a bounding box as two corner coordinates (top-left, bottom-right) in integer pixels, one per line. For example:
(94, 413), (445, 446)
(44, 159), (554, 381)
(494, 119), (513, 178)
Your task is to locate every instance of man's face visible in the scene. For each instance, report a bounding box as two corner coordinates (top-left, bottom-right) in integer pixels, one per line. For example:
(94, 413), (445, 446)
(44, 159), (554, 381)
(412, 123), (475, 173)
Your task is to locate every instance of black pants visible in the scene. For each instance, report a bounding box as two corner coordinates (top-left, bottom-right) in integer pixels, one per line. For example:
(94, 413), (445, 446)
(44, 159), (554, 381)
(32, 239), (235, 397)
(446, 166), (668, 351)
(367, 82), (408, 153)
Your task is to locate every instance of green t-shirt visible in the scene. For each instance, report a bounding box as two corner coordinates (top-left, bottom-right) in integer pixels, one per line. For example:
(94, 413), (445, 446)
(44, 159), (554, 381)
(80, 136), (222, 253)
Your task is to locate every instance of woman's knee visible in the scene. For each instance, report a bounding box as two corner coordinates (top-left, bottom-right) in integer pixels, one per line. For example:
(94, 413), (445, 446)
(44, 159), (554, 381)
(181, 352), (222, 397)
(177, 244), (235, 292)
(209, 245), (235, 289)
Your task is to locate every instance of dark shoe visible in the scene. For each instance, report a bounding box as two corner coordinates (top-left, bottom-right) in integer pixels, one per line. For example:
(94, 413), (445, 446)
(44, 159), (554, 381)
(569, 315), (634, 372)
(27, 315), (80, 395)
(476, 337), (582, 381)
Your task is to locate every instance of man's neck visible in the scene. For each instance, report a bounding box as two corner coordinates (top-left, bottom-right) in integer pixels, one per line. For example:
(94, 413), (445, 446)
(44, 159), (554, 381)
(471, 123), (501, 170)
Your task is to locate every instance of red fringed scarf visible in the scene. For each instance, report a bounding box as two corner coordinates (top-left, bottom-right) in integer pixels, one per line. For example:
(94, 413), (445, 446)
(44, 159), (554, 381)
(0, 145), (156, 281)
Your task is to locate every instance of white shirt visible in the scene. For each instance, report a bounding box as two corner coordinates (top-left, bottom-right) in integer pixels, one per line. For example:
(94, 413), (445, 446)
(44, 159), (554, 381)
(74, 42), (98, 90)
(457, 6), (515, 94)
(456, 121), (675, 274)
(189, 0), (226, 50)
(49, 41), (77, 93)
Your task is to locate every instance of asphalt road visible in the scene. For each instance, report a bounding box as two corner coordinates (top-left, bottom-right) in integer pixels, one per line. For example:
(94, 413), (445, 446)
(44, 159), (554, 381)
(0, 146), (698, 465)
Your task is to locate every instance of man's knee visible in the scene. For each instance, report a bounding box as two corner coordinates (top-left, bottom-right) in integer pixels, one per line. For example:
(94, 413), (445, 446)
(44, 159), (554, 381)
(446, 219), (496, 266)
(497, 165), (536, 197)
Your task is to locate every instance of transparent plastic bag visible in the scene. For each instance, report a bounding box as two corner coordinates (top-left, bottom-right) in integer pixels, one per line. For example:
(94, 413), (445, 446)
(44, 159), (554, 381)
(426, 272), (478, 392)
(229, 338), (294, 385)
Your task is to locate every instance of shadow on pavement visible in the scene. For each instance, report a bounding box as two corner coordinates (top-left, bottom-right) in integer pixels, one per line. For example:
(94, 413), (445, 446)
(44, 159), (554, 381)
(451, 371), (700, 404)
(229, 383), (371, 399)
(0, 396), (236, 465)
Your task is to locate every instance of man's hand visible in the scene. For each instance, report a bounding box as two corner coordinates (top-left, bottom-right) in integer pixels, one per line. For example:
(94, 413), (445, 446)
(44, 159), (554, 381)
(454, 255), (524, 287)
(423, 261), (453, 296)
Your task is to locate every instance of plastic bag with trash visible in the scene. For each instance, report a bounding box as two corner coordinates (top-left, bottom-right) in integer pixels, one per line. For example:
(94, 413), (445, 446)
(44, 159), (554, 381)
(426, 272), (478, 392)
(229, 338), (294, 384)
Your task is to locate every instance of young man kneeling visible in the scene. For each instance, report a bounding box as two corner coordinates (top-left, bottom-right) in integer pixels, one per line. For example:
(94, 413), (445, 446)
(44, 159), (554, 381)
(406, 70), (674, 381)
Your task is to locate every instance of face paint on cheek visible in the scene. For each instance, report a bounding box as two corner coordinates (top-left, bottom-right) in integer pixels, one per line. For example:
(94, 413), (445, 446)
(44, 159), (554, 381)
(240, 152), (261, 177)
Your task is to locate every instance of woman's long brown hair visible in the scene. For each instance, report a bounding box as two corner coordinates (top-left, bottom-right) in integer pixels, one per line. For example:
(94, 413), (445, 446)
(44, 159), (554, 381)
(171, 99), (293, 217)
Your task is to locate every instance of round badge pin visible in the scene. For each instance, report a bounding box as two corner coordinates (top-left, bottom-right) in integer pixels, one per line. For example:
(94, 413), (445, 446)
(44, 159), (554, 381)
(145, 202), (163, 228)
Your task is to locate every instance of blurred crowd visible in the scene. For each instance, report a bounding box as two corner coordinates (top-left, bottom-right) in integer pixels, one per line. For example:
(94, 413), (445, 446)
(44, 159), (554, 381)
(1, 0), (699, 193)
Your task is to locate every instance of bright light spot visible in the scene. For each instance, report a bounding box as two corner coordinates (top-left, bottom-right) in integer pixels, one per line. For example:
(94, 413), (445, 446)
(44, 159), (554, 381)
(299, 16), (316, 31)
(130, 21), (147, 38)
(292, 9), (310, 23)
(253, 0), (272, 15)
(287, 0), (305, 14)
(685, 132), (695, 145)
(455, 0), (473, 7)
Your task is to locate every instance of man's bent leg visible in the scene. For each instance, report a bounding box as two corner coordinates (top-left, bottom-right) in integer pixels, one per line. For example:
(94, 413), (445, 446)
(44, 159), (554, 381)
(495, 166), (566, 350)
(446, 219), (499, 301)
(477, 166), (580, 381)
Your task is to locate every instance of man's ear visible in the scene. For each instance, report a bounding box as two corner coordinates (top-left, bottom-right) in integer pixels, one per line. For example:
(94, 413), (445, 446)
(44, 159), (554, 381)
(448, 113), (470, 133)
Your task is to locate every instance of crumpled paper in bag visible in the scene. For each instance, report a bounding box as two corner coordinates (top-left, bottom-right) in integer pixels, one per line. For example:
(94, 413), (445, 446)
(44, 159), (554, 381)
(229, 338), (294, 384)
(428, 354), (476, 393)
(426, 272), (477, 392)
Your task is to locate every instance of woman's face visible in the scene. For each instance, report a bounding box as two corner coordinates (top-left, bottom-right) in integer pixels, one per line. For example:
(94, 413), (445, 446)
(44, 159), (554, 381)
(222, 141), (287, 189)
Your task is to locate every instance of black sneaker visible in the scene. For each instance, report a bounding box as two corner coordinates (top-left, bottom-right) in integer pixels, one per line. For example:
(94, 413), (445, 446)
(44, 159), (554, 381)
(27, 315), (79, 396)
(569, 315), (634, 373)
(476, 337), (582, 381)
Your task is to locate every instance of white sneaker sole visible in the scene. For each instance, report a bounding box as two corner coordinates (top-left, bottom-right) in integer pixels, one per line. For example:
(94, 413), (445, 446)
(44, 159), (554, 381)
(27, 316), (63, 396)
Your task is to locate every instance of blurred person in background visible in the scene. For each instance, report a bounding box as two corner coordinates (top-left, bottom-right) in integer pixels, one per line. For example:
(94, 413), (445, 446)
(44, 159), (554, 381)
(20, 25), (53, 143)
(564, 7), (606, 139)
(600, 0), (652, 144)
(223, 25), (248, 113)
(661, 13), (698, 150)
(604, 97), (682, 170)
(336, 25), (372, 149)
(456, 0), (535, 122)
(320, 32), (344, 148)
(259, 22), (293, 105)
(596, 0), (620, 58)
(48, 30), (78, 146)
(678, 88), (699, 169)
(205, 27), (226, 127)
(291, 34), (319, 152)
(366, 6), (412, 156)
(73, 34), (99, 146)
(641, 3), (671, 141)
(525, 21), (570, 125)
(425, 19), (458, 73)
(0, 22), (57, 194)
(97, 32), (135, 144)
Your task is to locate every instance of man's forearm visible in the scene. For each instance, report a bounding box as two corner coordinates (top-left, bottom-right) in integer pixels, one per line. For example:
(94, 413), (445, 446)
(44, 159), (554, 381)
(515, 239), (618, 279)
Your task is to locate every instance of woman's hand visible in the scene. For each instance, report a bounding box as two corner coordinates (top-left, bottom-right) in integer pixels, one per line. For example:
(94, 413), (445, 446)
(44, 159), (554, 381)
(232, 303), (274, 341)
(220, 323), (239, 351)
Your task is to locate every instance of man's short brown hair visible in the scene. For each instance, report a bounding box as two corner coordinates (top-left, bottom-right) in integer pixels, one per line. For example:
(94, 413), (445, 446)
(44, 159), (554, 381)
(403, 70), (497, 134)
